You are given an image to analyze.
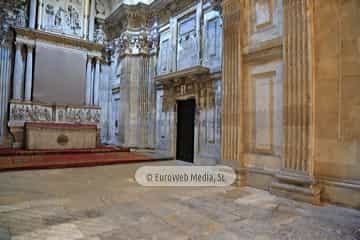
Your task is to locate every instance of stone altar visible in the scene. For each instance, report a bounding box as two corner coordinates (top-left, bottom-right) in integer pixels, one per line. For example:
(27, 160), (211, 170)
(8, 101), (101, 149)
(25, 122), (97, 150)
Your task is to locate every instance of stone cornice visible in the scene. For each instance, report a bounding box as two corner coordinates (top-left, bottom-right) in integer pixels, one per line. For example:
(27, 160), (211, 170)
(14, 27), (104, 52)
(105, 0), (219, 39)
(155, 66), (210, 87)
(243, 37), (283, 64)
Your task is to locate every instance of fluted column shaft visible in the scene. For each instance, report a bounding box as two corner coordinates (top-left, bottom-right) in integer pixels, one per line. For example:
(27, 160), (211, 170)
(88, 0), (96, 41)
(282, 0), (314, 175)
(13, 43), (25, 100)
(0, 45), (12, 143)
(29, 0), (37, 28)
(24, 44), (34, 101)
(93, 58), (101, 105)
(221, 0), (243, 162)
(85, 56), (93, 105)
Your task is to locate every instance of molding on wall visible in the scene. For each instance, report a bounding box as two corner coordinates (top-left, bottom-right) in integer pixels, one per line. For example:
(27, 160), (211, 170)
(14, 27), (104, 52)
(243, 37), (283, 64)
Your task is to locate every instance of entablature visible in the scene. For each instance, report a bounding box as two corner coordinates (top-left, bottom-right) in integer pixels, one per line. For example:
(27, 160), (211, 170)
(14, 27), (104, 54)
(155, 66), (210, 88)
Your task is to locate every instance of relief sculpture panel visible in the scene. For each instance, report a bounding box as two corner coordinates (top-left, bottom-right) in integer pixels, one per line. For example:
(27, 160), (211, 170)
(203, 10), (222, 72)
(40, 0), (85, 38)
(158, 28), (171, 75)
(177, 15), (198, 70)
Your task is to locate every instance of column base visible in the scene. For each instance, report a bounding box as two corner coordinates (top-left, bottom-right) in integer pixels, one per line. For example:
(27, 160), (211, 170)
(270, 171), (321, 205)
(234, 169), (247, 187)
(9, 126), (24, 149)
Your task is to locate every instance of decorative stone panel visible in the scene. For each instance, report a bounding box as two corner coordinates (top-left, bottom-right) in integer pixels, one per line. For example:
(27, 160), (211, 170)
(177, 13), (198, 70)
(39, 0), (86, 38)
(158, 27), (171, 75)
(245, 61), (283, 157)
(247, 0), (283, 48)
(203, 9), (222, 73)
(9, 101), (101, 126)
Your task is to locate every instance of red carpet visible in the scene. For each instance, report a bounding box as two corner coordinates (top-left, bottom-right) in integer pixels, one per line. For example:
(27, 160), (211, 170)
(0, 151), (159, 172)
(0, 146), (129, 156)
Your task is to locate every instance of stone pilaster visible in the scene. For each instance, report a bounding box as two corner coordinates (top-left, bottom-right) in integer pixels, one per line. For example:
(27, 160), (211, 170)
(37, 0), (43, 30)
(13, 42), (25, 100)
(0, 44), (12, 145)
(221, 0), (246, 185)
(89, 0), (96, 41)
(24, 44), (34, 101)
(85, 56), (94, 105)
(93, 57), (101, 105)
(114, 29), (158, 148)
(28, 0), (37, 29)
(271, 0), (320, 204)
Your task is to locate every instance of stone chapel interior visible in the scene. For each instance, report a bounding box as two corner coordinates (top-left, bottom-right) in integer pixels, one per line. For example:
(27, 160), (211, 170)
(0, 0), (359, 208)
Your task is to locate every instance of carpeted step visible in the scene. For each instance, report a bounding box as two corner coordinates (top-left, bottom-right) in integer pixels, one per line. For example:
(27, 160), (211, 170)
(0, 146), (130, 157)
(0, 152), (169, 172)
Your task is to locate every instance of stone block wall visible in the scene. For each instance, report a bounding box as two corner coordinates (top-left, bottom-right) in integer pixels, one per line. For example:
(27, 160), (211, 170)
(155, 1), (223, 163)
(222, 0), (360, 208)
(313, 0), (360, 208)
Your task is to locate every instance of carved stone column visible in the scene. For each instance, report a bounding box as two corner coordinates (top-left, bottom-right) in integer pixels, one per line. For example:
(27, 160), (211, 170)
(221, 0), (246, 185)
(89, 0), (96, 41)
(115, 30), (158, 148)
(271, 0), (320, 204)
(93, 57), (101, 105)
(13, 42), (25, 100)
(85, 56), (93, 105)
(29, 0), (37, 29)
(0, 43), (12, 145)
(37, 0), (43, 30)
(24, 44), (34, 101)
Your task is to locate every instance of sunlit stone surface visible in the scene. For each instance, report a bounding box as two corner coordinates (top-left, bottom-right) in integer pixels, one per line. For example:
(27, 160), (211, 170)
(0, 162), (359, 240)
(0, 0), (359, 213)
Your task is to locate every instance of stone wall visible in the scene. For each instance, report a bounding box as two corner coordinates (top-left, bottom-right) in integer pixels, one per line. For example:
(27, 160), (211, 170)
(0, 0), (105, 147)
(222, 0), (360, 208)
(154, 1), (222, 163)
(313, 0), (360, 208)
(0, 0), (26, 145)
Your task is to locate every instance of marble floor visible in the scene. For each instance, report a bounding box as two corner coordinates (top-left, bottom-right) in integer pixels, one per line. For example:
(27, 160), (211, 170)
(0, 161), (359, 240)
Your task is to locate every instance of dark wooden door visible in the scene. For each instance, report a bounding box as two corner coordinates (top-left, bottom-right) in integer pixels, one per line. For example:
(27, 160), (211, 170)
(176, 99), (196, 163)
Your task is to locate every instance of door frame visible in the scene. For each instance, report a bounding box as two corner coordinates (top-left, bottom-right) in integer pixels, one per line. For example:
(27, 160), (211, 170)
(173, 95), (198, 163)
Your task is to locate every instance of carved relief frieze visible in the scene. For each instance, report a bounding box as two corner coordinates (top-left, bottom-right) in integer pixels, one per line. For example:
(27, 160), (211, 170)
(0, 0), (27, 45)
(56, 106), (101, 124)
(9, 102), (53, 123)
(40, 0), (85, 38)
(9, 101), (101, 127)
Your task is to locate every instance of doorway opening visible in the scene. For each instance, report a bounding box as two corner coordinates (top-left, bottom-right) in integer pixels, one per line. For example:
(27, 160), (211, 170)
(176, 99), (196, 163)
